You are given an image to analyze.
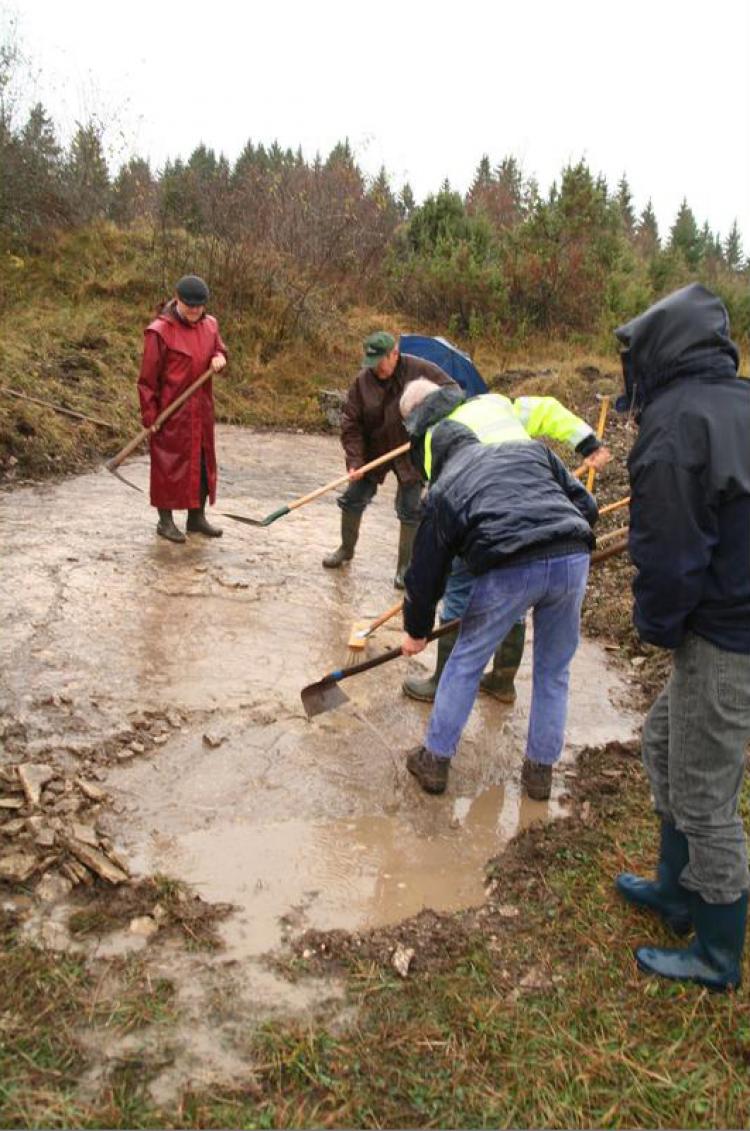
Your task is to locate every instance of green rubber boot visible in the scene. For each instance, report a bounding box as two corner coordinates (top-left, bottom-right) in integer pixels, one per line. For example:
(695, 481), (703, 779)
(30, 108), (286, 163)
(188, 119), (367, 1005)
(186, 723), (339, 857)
(394, 523), (418, 590)
(480, 621), (526, 703)
(322, 509), (362, 569)
(402, 628), (458, 702)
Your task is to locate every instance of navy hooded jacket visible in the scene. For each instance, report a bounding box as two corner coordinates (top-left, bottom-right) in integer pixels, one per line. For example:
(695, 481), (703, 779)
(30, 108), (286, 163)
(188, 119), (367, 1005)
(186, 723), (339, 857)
(402, 388), (597, 639)
(615, 283), (750, 653)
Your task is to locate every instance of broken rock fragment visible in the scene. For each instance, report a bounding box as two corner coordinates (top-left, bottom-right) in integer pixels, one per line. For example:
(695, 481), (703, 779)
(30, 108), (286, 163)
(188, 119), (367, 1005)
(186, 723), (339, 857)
(0, 851), (39, 882)
(17, 764), (55, 806)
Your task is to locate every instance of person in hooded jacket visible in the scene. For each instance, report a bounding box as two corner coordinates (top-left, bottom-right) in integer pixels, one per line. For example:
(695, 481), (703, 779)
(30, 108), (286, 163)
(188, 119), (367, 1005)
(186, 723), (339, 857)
(397, 378), (598, 801)
(401, 383), (610, 722)
(137, 275), (228, 543)
(613, 282), (750, 993)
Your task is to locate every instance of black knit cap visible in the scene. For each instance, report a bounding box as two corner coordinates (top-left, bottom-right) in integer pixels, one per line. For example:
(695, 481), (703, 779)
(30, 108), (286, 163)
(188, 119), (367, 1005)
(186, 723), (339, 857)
(175, 274), (209, 306)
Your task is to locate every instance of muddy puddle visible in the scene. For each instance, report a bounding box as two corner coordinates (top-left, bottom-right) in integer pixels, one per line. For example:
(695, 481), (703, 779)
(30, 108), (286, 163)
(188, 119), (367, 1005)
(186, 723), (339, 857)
(0, 426), (638, 963)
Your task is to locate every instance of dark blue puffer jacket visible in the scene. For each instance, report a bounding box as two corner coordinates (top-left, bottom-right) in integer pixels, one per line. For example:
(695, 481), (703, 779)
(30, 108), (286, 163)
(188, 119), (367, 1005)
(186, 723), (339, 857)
(403, 424), (597, 639)
(615, 283), (750, 652)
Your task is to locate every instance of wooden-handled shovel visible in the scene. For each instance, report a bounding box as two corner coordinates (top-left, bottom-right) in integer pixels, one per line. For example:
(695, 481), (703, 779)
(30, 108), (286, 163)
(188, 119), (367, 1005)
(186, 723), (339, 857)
(222, 442), (411, 528)
(302, 619), (461, 718)
(105, 367), (215, 492)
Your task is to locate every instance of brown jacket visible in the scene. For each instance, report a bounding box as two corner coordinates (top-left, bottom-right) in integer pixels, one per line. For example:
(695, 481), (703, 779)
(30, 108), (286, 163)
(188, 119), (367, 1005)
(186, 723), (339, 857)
(341, 353), (455, 484)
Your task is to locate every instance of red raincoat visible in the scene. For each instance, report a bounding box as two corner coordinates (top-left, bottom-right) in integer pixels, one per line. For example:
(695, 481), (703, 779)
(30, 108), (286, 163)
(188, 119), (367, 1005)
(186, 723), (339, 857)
(137, 304), (227, 509)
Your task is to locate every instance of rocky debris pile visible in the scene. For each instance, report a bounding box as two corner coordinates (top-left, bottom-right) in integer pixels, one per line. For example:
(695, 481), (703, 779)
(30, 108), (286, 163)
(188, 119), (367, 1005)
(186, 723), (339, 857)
(318, 389), (346, 430)
(0, 763), (129, 891)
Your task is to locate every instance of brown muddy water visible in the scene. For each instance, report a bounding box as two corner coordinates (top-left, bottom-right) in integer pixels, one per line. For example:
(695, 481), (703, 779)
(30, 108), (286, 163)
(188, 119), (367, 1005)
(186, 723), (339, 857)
(1, 426), (638, 961)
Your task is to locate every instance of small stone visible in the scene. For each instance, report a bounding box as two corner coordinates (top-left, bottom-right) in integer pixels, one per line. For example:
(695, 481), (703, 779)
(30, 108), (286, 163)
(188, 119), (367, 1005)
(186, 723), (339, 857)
(0, 851), (38, 882)
(129, 741), (146, 755)
(116, 748), (139, 762)
(391, 943), (415, 978)
(202, 731), (227, 749)
(36, 872), (73, 902)
(34, 828), (56, 849)
(302, 948), (314, 959)
(167, 711), (182, 729)
(0, 798), (24, 811)
(76, 779), (107, 802)
(71, 823), (99, 848)
(44, 780), (66, 796)
(152, 734), (168, 746)
(580, 801), (592, 823)
(40, 921), (70, 949)
(0, 818), (26, 836)
(152, 902), (168, 922)
(129, 916), (158, 938)
(495, 905), (520, 919)
(62, 838), (128, 884)
(17, 764), (55, 806)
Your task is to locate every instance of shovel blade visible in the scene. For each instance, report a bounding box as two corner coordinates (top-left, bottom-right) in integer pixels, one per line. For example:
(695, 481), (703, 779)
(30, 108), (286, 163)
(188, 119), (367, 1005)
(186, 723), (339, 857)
(221, 505), (290, 528)
(301, 677), (350, 719)
(105, 462), (143, 492)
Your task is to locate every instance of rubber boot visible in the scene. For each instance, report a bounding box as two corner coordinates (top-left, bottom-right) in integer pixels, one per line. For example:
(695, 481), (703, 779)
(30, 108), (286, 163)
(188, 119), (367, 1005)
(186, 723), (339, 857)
(635, 891), (747, 991)
(402, 628), (459, 702)
(186, 501), (223, 538)
(616, 821), (692, 935)
(322, 509), (361, 569)
(480, 621), (526, 703)
(156, 509), (186, 544)
(394, 523), (418, 589)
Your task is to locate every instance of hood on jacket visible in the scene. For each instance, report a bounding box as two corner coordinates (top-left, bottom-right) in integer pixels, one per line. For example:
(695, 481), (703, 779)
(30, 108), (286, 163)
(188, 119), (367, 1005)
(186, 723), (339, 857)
(403, 384), (466, 439)
(614, 283), (739, 414)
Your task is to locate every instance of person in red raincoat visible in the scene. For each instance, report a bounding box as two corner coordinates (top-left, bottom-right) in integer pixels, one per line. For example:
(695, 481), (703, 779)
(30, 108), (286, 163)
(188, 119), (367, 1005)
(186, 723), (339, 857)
(137, 275), (228, 543)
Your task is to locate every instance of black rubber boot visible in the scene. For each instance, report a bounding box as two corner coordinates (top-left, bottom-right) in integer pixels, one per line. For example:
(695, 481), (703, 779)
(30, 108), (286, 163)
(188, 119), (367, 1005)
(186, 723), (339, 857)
(616, 821), (692, 935)
(402, 629), (459, 702)
(406, 746), (450, 795)
(322, 510), (361, 568)
(635, 891), (747, 991)
(156, 509), (186, 543)
(480, 621), (526, 703)
(394, 523), (418, 590)
(186, 503), (223, 538)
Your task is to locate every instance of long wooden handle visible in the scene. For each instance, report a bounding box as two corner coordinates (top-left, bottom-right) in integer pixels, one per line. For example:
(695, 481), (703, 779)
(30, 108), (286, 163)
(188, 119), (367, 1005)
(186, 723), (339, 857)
(335, 618), (461, 683)
(362, 599), (404, 637)
(596, 524), (629, 546)
(599, 495), (630, 517)
(107, 366), (214, 471)
(586, 396), (610, 493)
(288, 442), (411, 512)
(591, 538), (628, 565)
(0, 386), (115, 430)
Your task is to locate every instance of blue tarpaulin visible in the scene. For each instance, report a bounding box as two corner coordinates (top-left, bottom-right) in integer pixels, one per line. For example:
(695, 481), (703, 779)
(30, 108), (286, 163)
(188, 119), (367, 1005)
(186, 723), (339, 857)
(399, 334), (488, 397)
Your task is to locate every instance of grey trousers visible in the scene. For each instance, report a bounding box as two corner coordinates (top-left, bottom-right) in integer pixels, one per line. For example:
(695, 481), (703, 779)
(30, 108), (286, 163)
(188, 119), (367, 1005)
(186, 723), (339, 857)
(642, 632), (750, 903)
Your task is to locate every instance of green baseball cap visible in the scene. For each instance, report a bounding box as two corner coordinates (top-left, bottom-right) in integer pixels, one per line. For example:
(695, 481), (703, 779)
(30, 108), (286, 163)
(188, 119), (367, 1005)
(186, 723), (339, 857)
(361, 331), (396, 368)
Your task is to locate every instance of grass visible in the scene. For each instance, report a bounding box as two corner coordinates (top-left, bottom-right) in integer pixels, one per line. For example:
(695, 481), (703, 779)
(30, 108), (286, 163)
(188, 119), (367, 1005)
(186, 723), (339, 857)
(4, 746), (749, 1127)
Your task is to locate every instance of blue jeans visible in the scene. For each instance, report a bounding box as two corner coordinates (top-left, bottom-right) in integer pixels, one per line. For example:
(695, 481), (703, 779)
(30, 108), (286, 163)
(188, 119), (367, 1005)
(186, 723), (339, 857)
(337, 475), (423, 525)
(426, 553), (590, 764)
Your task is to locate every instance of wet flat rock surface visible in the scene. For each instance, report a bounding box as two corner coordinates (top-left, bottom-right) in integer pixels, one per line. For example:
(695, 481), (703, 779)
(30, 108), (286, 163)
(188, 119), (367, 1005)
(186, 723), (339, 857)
(0, 425), (639, 960)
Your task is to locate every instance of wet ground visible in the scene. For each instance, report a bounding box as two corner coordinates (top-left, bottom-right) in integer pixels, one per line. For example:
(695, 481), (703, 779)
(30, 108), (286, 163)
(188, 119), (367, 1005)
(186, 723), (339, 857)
(1, 426), (638, 964)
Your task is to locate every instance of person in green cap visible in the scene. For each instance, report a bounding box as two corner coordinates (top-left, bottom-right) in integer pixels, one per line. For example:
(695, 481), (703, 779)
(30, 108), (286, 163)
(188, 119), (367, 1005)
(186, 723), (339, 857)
(322, 331), (456, 587)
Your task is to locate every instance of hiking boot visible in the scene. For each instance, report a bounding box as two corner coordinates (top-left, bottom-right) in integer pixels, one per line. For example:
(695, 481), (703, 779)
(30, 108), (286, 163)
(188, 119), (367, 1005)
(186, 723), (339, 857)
(402, 629), (458, 702)
(635, 891), (747, 992)
(156, 509), (186, 544)
(322, 510), (361, 569)
(616, 821), (692, 935)
(480, 621), (526, 703)
(187, 505), (223, 537)
(522, 758), (552, 801)
(394, 522), (418, 589)
(406, 746), (450, 795)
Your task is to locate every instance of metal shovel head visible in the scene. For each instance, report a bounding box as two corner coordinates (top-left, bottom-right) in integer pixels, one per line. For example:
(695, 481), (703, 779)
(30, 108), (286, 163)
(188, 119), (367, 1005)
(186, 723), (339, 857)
(221, 505), (291, 528)
(301, 676), (350, 719)
(105, 461), (143, 492)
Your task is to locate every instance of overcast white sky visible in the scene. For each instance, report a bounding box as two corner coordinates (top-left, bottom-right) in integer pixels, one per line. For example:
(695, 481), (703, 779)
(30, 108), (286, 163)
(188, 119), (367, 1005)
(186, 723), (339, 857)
(10, 0), (750, 247)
